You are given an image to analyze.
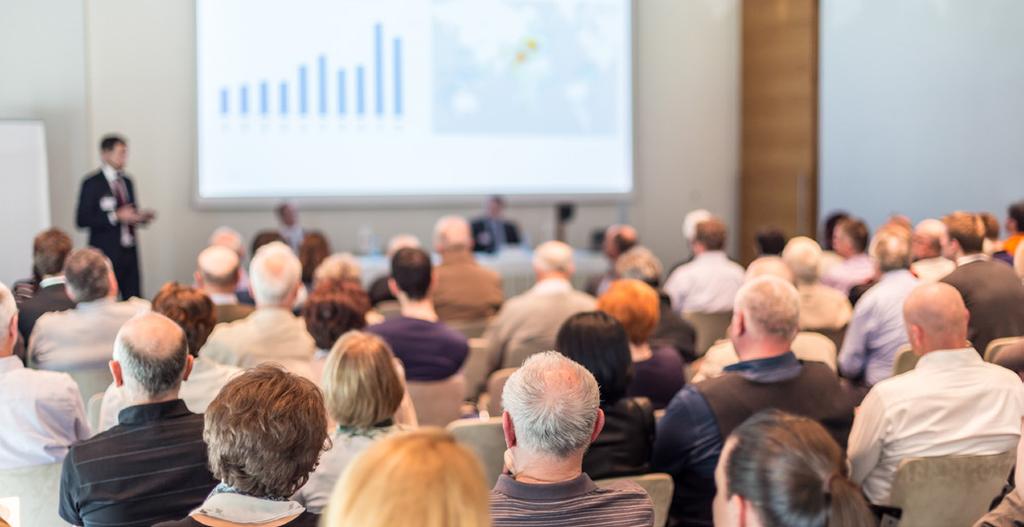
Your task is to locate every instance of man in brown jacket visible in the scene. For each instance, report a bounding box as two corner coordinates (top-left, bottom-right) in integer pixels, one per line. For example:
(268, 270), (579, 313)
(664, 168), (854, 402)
(432, 216), (504, 323)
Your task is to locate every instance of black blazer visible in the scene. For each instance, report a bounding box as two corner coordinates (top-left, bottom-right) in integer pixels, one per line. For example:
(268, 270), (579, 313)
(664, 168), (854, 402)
(470, 218), (521, 253)
(75, 170), (137, 254)
(17, 283), (75, 342)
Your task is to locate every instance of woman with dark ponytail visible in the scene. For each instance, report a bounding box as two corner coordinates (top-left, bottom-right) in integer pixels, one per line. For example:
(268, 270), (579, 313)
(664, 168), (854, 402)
(713, 410), (875, 527)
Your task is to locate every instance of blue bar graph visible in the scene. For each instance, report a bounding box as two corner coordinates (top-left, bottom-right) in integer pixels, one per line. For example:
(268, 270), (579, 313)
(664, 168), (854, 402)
(240, 85), (249, 115)
(318, 55), (327, 116)
(338, 69), (347, 115)
(356, 65), (365, 116)
(259, 81), (269, 115)
(219, 22), (403, 120)
(375, 23), (384, 115)
(298, 65), (308, 115)
(394, 38), (402, 116)
(280, 81), (288, 115)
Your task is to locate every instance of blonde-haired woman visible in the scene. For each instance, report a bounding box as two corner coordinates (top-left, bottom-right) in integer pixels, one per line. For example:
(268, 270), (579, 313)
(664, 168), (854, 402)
(324, 429), (490, 527)
(294, 331), (408, 512)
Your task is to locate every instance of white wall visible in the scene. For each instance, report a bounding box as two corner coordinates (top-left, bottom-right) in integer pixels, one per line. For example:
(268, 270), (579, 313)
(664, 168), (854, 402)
(3, 0), (740, 295)
(819, 0), (1024, 230)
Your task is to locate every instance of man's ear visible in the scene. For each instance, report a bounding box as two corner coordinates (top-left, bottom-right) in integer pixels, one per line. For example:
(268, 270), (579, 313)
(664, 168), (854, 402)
(181, 354), (194, 382)
(733, 311), (747, 339)
(502, 411), (517, 448)
(387, 278), (401, 299)
(590, 408), (606, 443)
(109, 360), (124, 387)
(7, 313), (18, 343)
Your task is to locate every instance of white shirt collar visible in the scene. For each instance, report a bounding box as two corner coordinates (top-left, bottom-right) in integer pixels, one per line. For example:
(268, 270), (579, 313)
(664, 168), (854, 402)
(207, 292), (239, 306)
(101, 163), (119, 183)
(915, 347), (981, 370)
(39, 276), (66, 289)
(957, 254), (989, 266)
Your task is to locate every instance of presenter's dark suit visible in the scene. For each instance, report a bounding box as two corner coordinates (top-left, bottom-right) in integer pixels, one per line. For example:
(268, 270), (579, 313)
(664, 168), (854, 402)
(471, 217), (521, 253)
(76, 170), (141, 299)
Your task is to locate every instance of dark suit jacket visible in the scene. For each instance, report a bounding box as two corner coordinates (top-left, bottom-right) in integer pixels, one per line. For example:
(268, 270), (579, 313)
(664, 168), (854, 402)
(75, 170), (137, 255)
(941, 259), (1024, 355)
(470, 217), (521, 253)
(17, 283), (76, 342)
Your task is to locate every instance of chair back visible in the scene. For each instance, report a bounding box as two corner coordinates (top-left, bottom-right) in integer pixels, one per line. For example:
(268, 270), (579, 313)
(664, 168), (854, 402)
(984, 336), (1024, 363)
(67, 367), (113, 403)
(805, 325), (846, 351)
(485, 368), (518, 416)
(87, 393), (103, 432)
(406, 374), (466, 427)
(892, 345), (919, 376)
(446, 318), (491, 340)
(682, 311), (733, 357)
(889, 450), (1016, 527)
(791, 331), (838, 372)
(596, 473), (674, 527)
(0, 463), (66, 527)
(448, 417), (506, 487)
(376, 300), (402, 320)
(461, 338), (491, 400)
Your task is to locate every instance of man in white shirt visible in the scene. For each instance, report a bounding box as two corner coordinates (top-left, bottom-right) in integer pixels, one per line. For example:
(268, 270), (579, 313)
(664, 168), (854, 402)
(0, 282), (89, 469)
(909, 219), (955, 282)
(482, 241), (596, 380)
(200, 241), (315, 376)
(195, 245), (254, 323)
(28, 248), (149, 372)
(664, 216), (745, 314)
(847, 282), (1024, 506)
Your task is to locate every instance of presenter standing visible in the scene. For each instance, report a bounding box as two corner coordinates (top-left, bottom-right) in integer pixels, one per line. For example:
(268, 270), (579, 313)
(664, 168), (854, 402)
(75, 135), (154, 299)
(471, 195), (522, 253)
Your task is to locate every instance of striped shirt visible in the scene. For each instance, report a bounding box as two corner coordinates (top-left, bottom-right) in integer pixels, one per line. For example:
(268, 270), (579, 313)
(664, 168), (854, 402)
(58, 399), (218, 527)
(491, 473), (654, 527)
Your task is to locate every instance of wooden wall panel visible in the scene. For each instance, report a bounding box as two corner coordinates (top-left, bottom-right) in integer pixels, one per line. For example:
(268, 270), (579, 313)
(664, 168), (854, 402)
(740, 0), (818, 263)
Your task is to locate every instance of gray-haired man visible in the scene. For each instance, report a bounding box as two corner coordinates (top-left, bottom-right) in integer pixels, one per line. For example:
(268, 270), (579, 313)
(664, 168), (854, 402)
(59, 313), (217, 527)
(491, 351), (655, 527)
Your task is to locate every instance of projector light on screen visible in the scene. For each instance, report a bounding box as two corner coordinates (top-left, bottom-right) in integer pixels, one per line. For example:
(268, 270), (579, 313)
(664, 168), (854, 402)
(195, 0), (633, 201)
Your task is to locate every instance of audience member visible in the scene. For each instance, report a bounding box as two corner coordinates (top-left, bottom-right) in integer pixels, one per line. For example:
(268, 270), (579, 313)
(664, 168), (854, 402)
(208, 225), (251, 299)
(1004, 200), (1024, 263)
(295, 331), (407, 512)
(940, 211), (1024, 354)
(312, 252), (362, 287)
(368, 233), (421, 306)
(586, 224), (639, 296)
(195, 245), (254, 323)
(201, 241), (316, 375)
(251, 229), (285, 256)
(848, 282), (1024, 506)
(472, 195), (522, 253)
(60, 313), (217, 526)
(298, 230), (330, 286)
(616, 246), (697, 361)
(556, 312), (656, 479)
(323, 429), (491, 527)
(821, 217), (874, 295)
(16, 228), (75, 342)
(838, 228), (917, 386)
(713, 410), (873, 527)
(0, 282), (88, 469)
(909, 218), (956, 282)
(492, 352), (655, 527)
(981, 211), (1003, 258)
(155, 366), (327, 527)
(820, 211), (849, 252)
(99, 283), (240, 431)
(482, 241), (596, 373)
(28, 247), (149, 371)
(653, 276), (854, 526)
(598, 280), (686, 409)
(665, 217), (745, 314)
(277, 201), (305, 253)
(781, 237), (853, 331)
(368, 247), (468, 381)
(432, 215), (504, 321)
(754, 227), (786, 256)
(304, 281), (369, 369)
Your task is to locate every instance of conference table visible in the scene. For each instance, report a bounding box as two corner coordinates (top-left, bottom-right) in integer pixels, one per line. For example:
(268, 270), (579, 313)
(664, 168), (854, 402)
(356, 248), (608, 297)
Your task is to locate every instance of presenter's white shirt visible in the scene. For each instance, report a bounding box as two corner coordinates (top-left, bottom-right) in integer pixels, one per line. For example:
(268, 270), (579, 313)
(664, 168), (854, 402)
(663, 251), (745, 314)
(847, 348), (1024, 505)
(0, 356), (90, 469)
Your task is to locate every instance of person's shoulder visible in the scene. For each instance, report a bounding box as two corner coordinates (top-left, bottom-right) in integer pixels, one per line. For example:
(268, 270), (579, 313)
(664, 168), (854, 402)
(592, 478), (654, 501)
(80, 170), (104, 185)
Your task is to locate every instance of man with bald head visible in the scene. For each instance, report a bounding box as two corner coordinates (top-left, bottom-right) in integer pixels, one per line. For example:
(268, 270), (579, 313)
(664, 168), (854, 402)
(909, 219), (955, 282)
(432, 215), (503, 322)
(195, 244), (253, 323)
(848, 282), (1024, 507)
(59, 313), (217, 526)
(653, 276), (854, 526)
(201, 241), (315, 375)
